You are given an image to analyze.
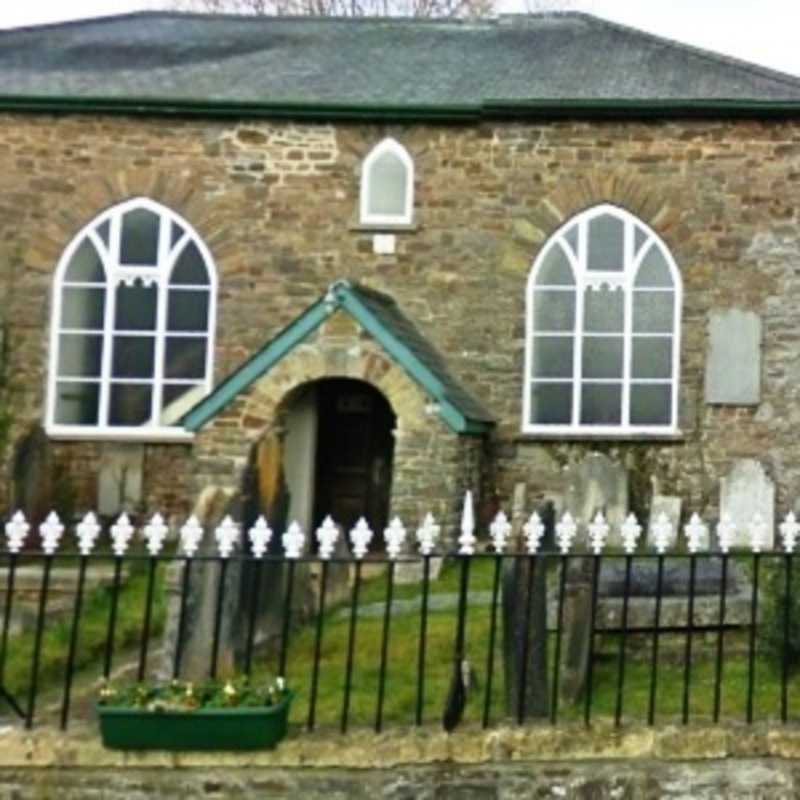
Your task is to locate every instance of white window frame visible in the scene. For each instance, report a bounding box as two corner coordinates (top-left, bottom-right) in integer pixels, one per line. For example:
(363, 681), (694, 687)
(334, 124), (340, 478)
(359, 137), (414, 226)
(46, 197), (218, 442)
(522, 203), (682, 436)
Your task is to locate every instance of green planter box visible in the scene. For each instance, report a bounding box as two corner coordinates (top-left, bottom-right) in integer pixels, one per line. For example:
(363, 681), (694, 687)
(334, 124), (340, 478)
(97, 693), (293, 751)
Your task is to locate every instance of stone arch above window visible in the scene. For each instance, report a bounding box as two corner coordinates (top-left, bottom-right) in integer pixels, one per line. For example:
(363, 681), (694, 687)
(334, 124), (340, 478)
(523, 204), (682, 435)
(359, 138), (414, 226)
(47, 197), (218, 441)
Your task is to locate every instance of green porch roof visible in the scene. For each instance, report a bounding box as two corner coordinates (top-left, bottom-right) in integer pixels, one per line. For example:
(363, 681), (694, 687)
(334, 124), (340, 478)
(182, 281), (495, 435)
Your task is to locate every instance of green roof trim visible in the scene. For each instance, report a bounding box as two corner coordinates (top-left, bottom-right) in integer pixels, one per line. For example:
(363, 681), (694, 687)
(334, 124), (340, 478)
(182, 281), (494, 435)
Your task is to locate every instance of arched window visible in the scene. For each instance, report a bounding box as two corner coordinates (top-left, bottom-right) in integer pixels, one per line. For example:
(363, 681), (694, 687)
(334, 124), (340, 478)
(359, 138), (414, 226)
(47, 198), (217, 440)
(523, 204), (681, 434)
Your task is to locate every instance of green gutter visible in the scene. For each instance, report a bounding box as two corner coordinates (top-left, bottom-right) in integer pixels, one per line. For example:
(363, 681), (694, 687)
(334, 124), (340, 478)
(2, 94), (800, 122)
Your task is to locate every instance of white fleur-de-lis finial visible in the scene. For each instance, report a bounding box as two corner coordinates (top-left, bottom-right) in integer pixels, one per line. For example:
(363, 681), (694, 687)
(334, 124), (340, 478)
(384, 516), (407, 560)
(350, 517), (374, 560)
(523, 512), (545, 554)
(76, 511), (101, 556)
(110, 512), (135, 556)
(179, 515), (204, 557)
(716, 514), (736, 554)
(588, 511), (609, 555)
(248, 516), (273, 558)
(620, 513), (642, 554)
(214, 515), (240, 558)
(282, 521), (305, 559)
(5, 511), (30, 554)
(143, 512), (169, 556)
(489, 511), (512, 553)
(458, 491), (477, 555)
(556, 512), (577, 554)
(416, 513), (440, 556)
(40, 511), (65, 555)
(748, 512), (769, 553)
(652, 512), (673, 554)
(316, 516), (340, 560)
(685, 513), (708, 554)
(780, 512), (800, 554)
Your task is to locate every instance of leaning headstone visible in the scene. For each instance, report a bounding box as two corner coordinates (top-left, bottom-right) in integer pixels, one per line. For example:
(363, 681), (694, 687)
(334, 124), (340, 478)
(97, 443), (144, 516)
(719, 459), (775, 550)
(647, 496), (682, 551)
(12, 425), (54, 532)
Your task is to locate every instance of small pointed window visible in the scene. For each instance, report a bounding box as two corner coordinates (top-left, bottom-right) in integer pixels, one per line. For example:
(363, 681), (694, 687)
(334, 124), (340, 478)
(360, 138), (414, 226)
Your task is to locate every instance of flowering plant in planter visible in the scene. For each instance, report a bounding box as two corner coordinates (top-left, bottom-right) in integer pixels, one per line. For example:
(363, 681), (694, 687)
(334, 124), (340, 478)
(97, 677), (293, 751)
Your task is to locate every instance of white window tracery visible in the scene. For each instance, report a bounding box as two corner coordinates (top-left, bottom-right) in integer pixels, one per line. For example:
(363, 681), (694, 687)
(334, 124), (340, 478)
(359, 138), (414, 226)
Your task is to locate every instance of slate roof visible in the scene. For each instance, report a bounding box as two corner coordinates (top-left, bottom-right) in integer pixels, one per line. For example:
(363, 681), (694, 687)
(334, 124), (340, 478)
(182, 281), (494, 435)
(1, 11), (800, 113)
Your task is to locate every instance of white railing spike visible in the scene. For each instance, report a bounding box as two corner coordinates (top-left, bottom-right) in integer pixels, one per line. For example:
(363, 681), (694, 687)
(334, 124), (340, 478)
(179, 515), (204, 557)
(652, 512), (673, 554)
(416, 513), (440, 556)
(458, 491), (477, 555)
(780, 511), (800, 554)
(40, 511), (65, 555)
(489, 511), (512, 554)
(384, 516), (407, 560)
(110, 512), (135, 556)
(588, 511), (609, 555)
(350, 517), (374, 560)
(143, 512), (169, 556)
(748, 512), (768, 554)
(523, 512), (545, 554)
(76, 511), (101, 556)
(620, 513), (642, 555)
(556, 512), (577, 554)
(316, 516), (339, 560)
(214, 515), (240, 558)
(716, 514), (736, 555)
(248, 516), (273, 558)
(282, 521), (305, 559)
(685, 513), (708, 554)
(5, 511), (29, 554)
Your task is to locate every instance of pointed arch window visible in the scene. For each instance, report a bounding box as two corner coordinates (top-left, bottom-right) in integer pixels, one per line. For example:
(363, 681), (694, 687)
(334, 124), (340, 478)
(523, 204), (682, 435)
(47, 198), (217, 440)
(360, 138), (414, 226)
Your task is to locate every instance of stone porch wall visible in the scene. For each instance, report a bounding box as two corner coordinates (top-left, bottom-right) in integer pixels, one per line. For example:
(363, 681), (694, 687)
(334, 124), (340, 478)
(1, 114), (799, 522)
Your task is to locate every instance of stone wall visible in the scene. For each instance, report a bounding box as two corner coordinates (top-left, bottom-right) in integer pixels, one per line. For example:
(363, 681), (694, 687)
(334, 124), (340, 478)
(2, 113), (800, 524)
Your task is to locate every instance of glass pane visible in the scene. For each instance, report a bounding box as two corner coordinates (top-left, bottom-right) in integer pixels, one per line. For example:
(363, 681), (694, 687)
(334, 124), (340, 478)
(64, 238), (105, 283)
(162, 382), (203, 411)
(535, 243), (574, 286)
(165, 337), (207, 379)
(584, 287), (624, 332)
(61, 287), (105, 330)
(96, 220), (110, 247)
(563, 225), (578, 257)
(171, 221), (186, 248)
(367, 150), (408, 217)
(530, 382), (572, 425)
(115, 283), (157, 330)
(120, 208), (160, 265)
(57, 334), (102, 377)
(112, 336), (155, 379)
(588, 214), (625, 271)
(633, 291), (674, 333)
(168, 290), (209, 332)
(582, 337), (623, 379)
(171, 241), (209, 286)
(580, 383), (622, 425)
(109, 383), (152, 426)
(635, 244), (673, 287)
(634, 225), (648, 256)
(631, 383), (672, 425)
(532, 336), (574, 379)
(532, 289), (575, 331)
(632, 337), (672, 379)
(55, 382), (99, 425)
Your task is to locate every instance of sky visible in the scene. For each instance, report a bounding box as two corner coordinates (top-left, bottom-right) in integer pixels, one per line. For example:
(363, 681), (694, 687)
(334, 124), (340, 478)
(1, 0), (799, 77)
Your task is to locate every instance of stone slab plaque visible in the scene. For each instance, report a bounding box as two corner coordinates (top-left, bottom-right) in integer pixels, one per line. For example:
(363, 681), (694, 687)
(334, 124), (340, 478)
(705, 309), (761, 405)
(719, 459), (775, 550)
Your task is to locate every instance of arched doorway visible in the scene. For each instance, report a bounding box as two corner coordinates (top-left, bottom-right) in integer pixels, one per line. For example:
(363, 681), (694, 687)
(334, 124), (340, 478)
(282, 378), (396, 537)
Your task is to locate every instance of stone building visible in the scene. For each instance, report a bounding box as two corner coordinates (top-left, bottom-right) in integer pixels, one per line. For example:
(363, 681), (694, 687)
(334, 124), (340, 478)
(2, 10), (800, 539)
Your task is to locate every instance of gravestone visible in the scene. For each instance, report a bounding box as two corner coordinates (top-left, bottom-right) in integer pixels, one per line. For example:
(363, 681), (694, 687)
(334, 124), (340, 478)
(12, 425), (54, 532)
(97, 443), (144, 516)
(647, 495), (682, 550)
(705, 309), (762, 405)
(719, 459), (775, 550)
